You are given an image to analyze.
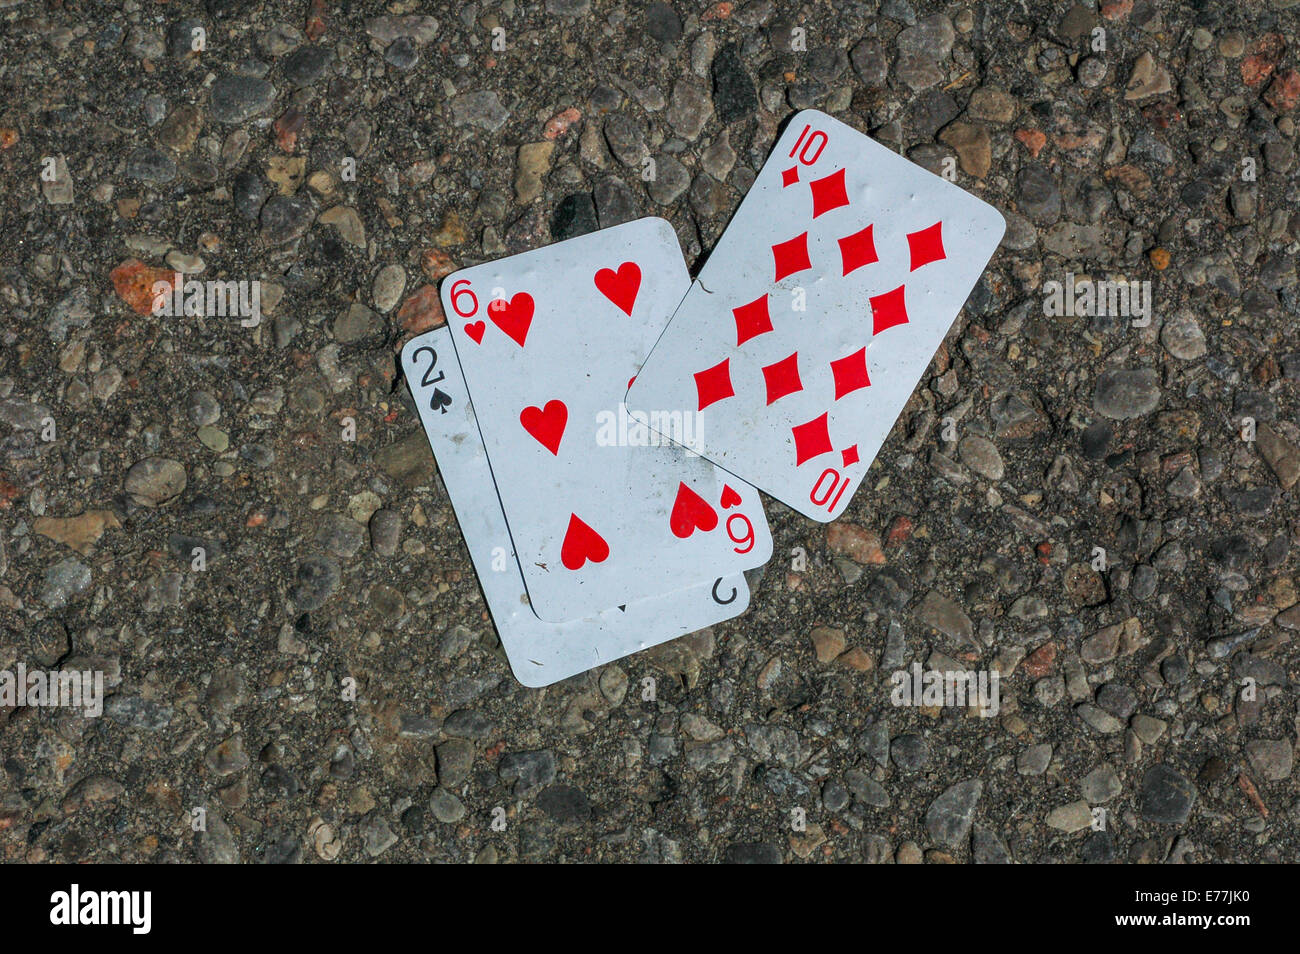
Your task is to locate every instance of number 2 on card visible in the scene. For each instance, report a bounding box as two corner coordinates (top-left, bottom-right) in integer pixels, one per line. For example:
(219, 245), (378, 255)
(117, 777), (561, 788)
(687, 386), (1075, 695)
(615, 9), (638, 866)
(411, 346), (453, 414)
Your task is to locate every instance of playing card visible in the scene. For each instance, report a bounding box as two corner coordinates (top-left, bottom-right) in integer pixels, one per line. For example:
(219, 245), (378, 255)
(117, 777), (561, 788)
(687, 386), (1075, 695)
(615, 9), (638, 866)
(442, 217), (772, 622)
(627, 110), (1006, 521)
(400, 327), (751, 688)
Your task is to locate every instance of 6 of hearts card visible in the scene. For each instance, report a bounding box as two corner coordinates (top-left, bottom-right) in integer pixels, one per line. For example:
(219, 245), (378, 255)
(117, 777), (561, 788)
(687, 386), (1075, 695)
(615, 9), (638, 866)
(441, 217), (772, 623)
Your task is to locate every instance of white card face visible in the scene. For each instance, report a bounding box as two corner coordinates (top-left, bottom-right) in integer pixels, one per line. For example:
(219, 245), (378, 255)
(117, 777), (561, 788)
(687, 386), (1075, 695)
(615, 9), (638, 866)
(400, 328), (751, 688)
(442, 217), (772, 622)
(628, 110), (1006, 521)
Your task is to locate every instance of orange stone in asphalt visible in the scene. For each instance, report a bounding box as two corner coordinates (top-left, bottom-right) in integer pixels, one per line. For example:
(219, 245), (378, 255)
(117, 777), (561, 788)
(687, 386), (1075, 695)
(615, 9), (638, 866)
(886, 515), (914, 547)
(420, 248), (457, 281)
(110, 259), (174, 316)
(1022, 642), (1057, 679)
(1015, 128), (1046, 158)
(1264, 68), (1300, 113)
(543, 107), (581, 140)
(397, 285), (446, 333)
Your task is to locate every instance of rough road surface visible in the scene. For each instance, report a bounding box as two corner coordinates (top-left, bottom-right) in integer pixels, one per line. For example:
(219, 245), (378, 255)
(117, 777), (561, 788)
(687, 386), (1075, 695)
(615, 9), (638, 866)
(1, 0), (1298, 863)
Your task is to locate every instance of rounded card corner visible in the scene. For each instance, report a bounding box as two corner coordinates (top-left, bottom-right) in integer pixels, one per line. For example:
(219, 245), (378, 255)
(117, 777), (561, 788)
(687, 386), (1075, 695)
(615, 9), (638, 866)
(982, 205), (1010, 244)
(510, 664), (553, 689)
(398, 334), (425, 364)
(642, 215), (677, 240)
(786, 107), (835, 135)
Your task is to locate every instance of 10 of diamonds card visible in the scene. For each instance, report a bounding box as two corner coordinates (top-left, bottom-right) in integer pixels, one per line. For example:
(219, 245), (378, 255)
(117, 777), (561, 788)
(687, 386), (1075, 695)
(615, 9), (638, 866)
(401, 327), (751, 687)
(627, 110), (1006, 521)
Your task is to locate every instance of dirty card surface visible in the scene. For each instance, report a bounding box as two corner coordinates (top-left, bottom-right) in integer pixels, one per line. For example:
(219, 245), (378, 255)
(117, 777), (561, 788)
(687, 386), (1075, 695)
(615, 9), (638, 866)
(627, 110), (1006, 521)
(443, 217), (772, 622)
(400, 328), (750, 688)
